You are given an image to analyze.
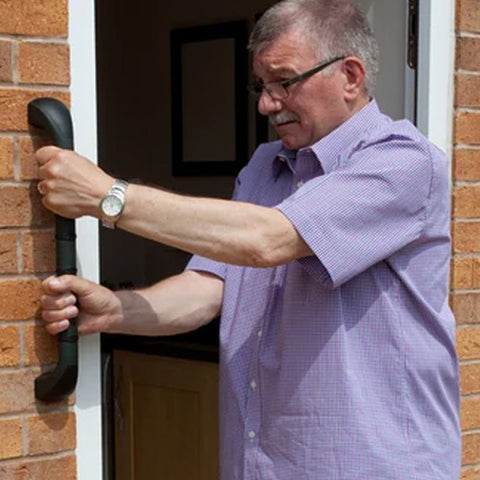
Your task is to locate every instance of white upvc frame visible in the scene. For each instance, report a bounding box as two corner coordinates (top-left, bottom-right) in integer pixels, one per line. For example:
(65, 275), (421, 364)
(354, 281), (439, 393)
(417, 0), (456, 158)
(68, 1), (456, 479)
(69, 1), (103, 480)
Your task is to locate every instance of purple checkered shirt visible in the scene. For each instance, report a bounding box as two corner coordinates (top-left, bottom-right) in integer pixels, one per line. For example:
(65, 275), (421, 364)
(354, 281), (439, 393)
(186, 100), (460, 480)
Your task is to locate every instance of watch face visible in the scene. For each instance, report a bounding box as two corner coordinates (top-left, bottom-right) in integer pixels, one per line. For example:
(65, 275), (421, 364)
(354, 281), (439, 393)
(102, 195), (123, 217)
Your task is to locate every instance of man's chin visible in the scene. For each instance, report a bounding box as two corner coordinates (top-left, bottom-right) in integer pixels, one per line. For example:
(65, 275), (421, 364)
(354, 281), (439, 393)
(276, 125), (309, 150)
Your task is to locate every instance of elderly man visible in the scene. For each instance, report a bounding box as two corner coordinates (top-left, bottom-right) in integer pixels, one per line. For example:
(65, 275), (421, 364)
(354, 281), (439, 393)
(37, 0), (460, 478)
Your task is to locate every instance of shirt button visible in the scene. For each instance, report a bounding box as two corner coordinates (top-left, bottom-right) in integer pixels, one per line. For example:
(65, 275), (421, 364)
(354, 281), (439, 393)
(250, 379), (257, 390)
(296, 180), (304, 188)
(248, 431), (256, 439)
(257, 329), (263, 338)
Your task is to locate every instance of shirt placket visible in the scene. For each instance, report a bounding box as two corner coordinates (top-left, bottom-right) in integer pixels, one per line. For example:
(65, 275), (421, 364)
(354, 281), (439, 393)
(294, 149), (320, 192)
(242, 267), (279, 479)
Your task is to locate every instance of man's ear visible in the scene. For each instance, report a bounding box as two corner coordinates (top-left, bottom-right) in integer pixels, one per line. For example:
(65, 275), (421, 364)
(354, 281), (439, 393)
(341, 57), (366, 101)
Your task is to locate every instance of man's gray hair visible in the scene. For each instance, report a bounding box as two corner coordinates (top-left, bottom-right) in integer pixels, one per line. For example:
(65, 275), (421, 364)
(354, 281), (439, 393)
(248, 0), (379, 95)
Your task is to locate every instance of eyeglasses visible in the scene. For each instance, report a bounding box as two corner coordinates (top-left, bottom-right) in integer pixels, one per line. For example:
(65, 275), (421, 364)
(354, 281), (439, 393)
(248, 55), (346, 100)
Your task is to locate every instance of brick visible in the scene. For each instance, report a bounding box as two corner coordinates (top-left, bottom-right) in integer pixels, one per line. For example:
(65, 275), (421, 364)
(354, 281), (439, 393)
(0, 39), (12, 83)
(0, 137), (14, 179)
(0, 232), (18, 274)
(461, 467), (480, 480)
(460, 364), (480, 395)
(0, 185), (33, 226)
(0, 369), (72, 414)
(455, 112), (480, 145)
(451, 258), (471, 289)
(27, 411), (76, 455)
(0, 326), (20, 367)
(0, 89), (69, 132)
(453, 185), (480, 218)
(457, 0), (480, 34)
(457, 328), (480, 360)
(24, 325), (57, 366)
(18, 42), (70, 86)
(0, 454), (76, 480)
(456, 73), (480, 108)
(454, 149), (480, 181)
(463, 433), (480, 465)
(0, 417), (22, 460)
(461, 396), (480, 431)
(0, 184), (54, 228)
(452, 292), (480, 325)
(22, 230), (55, 274)
(18, 135), (50, 180)
(0, 0), (68, 37)
(457, 37), (480, 71)
(0, 369), (36, 414)
(451, 257), (480, 289)
(0, 278), (42, 321)
(453, 222), (480, 253)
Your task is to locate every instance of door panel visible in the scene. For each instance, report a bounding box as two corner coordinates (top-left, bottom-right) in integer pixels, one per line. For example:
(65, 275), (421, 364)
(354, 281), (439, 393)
(114, 351), (219, 480)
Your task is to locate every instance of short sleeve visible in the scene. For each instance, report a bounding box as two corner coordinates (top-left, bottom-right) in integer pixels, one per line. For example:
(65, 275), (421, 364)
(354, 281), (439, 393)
(185, 254), (227, 280)
(276, 136), (433, 288)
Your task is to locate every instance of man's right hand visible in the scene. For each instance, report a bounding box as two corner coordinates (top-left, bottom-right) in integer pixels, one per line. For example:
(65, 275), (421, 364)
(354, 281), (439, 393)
(40, 275), (121, 336)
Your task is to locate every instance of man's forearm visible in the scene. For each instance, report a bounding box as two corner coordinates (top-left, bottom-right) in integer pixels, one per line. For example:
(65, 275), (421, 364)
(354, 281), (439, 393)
(107, 270), (223, 336)
(34, 147), (311, 266)
(116, 184), (312, 267)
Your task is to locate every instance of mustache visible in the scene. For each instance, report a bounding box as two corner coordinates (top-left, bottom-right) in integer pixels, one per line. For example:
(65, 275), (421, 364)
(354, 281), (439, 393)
(269, 113), (299, 126)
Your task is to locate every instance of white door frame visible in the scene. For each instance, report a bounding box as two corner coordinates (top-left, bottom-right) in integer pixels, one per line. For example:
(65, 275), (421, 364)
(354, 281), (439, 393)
(69, 1), (102, 480)
(68, 1), (456, 479)
(417, 0), (456, 158)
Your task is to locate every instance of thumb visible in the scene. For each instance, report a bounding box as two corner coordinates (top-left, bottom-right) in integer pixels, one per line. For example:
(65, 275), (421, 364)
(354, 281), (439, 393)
(35, 145), (62, 165)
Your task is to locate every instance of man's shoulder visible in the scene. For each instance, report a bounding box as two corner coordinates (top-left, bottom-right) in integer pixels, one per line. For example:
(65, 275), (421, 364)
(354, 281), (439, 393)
(356, 116), (445, 162)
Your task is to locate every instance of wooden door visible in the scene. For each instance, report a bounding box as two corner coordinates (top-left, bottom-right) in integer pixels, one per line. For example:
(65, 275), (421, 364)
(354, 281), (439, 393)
(114, 351), (219, 480)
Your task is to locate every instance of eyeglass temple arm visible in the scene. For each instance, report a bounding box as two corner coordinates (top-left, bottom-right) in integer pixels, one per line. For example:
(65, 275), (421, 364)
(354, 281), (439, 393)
(281, 55), (347, 88)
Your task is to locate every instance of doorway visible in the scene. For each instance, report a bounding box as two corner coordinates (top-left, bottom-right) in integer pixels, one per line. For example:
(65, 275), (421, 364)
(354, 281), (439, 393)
(94, 1), (416, 478)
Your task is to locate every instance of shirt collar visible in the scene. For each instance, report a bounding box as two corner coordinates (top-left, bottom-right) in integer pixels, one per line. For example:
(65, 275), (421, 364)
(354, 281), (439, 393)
(274, 148), (297, 177)
(273, 99), (385, 176)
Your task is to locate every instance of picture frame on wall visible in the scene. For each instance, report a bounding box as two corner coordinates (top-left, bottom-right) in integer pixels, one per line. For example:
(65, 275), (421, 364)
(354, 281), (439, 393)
(170, 21), (248, 176)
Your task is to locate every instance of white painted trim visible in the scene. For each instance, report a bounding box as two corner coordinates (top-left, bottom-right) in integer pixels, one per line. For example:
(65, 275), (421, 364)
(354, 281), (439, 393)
(417, 0), (456, 158)
(69, 1), (103, 479)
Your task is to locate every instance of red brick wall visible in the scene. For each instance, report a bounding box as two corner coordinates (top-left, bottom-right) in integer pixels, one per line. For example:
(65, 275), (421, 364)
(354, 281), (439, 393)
(453, 1), (480, 479)
(0, 0), (76, 478)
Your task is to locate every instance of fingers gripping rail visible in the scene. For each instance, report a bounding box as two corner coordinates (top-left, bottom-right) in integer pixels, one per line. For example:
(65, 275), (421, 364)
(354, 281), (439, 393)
(28, 98), (79, 402)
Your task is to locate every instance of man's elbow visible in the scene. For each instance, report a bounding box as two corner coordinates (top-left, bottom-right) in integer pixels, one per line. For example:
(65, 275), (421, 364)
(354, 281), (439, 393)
(243, 235), (301, 268)
(236, 211), (312, 268)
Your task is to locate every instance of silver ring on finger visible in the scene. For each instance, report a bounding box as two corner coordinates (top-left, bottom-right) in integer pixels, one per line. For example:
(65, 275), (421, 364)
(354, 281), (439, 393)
(37, 181), (46, 196)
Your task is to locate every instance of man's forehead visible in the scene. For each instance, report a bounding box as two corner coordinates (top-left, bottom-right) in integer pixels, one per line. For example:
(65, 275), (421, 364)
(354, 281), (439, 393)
(253, 60), (297, 77)
(253, 35), (317, 76)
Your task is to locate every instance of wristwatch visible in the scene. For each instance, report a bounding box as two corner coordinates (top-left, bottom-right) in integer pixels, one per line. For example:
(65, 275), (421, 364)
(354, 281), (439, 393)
(100, 179), (129, 229)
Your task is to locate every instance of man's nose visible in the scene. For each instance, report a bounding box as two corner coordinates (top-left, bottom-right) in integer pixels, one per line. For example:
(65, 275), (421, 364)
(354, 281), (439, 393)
(257, 90), (283, 116)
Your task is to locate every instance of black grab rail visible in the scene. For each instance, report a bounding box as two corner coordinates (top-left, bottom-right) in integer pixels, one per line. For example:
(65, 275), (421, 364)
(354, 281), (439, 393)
(28, 98), (79, 402)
